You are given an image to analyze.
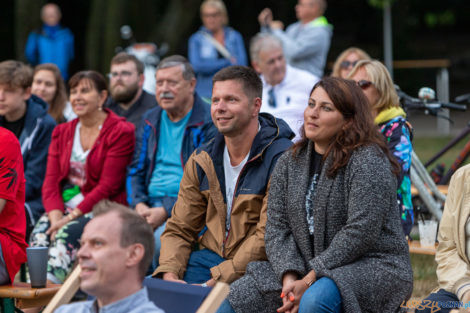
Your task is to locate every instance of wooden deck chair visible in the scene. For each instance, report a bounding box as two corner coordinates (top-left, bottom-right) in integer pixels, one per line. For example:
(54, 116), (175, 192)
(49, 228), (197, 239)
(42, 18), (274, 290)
(42, 267), (229, 313)
(42, 266), (81, 313)
(143, 278), (229, 313)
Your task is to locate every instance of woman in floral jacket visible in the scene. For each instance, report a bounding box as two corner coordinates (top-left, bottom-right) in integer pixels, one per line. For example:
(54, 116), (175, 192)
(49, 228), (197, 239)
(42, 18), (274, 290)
(349, 60), (414, 237)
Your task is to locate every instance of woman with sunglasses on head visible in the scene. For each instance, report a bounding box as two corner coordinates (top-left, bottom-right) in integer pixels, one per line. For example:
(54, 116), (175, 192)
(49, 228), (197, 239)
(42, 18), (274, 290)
(31, 63), (75, 123)
(331, 47), (370, 78)
(217, 77), (413, 313)
(29, 70), (135, 284)
(348, 59), (414, 238)
(188, 0), (247, 101)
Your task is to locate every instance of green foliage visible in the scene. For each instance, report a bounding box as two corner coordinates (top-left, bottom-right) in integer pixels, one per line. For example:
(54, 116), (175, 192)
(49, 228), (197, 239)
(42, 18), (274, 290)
(367, 0), (396, 9)
(424, 10), (456, 28)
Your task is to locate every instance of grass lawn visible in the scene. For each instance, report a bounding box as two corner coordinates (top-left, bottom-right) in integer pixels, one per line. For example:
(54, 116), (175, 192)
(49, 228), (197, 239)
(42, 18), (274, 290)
(410, 135), (470, 299)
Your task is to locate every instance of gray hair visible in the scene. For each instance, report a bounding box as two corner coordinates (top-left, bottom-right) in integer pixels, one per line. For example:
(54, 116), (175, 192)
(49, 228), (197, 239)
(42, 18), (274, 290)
(249, 33), (283, 63)
(156, 55), (195, 80)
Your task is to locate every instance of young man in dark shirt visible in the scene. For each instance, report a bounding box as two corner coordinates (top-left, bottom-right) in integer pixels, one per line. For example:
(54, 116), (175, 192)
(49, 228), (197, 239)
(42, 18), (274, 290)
(0, 60), (56, 236)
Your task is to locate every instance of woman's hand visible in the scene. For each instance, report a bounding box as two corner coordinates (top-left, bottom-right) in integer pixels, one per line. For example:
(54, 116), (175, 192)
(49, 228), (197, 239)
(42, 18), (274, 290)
(278, 271), (316, 313)
(278, 280), (309, 313)
(46, 210), (68, 241)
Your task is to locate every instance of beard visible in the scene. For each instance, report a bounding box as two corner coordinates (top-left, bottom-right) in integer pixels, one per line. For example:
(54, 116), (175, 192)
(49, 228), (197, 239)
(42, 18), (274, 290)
(110, 82), (140, 104)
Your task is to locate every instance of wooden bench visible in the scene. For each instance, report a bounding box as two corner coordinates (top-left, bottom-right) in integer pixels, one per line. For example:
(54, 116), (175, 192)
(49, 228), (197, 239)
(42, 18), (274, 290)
(411, 184), (448, 196)
(408, 240), (437, 255)
(0, 282), (61, 313)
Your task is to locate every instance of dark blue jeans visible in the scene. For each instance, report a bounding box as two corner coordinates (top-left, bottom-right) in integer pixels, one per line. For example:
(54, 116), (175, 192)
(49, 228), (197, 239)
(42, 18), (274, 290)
(216, 277), (342, 313)
(183, 249), (225, 284)
(299, 277), (342, 313)
(149, 196), (177, 270)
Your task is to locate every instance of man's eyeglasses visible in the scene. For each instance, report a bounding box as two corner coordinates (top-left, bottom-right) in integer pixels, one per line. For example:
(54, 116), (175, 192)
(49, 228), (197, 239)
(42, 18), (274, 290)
(356, 80), (373, 90)
(340, 60), (359, 69)
(107, 71), (133, 79)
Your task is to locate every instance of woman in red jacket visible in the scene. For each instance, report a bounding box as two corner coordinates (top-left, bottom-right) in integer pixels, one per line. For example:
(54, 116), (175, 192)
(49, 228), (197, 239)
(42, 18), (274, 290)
(30, 70), (135, 283)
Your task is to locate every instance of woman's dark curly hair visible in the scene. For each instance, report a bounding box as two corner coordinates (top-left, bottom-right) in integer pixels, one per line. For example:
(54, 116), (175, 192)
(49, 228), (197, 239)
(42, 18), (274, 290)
(292, 77), (400, 178)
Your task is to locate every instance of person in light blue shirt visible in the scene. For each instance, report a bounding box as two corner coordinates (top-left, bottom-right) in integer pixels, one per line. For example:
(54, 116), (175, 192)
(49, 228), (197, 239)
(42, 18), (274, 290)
(55, 202), (164, 313)
(147, 109), (192, 202)
(127, 55), (216, 269)
(258, 0), (332, 78)
(188, 0), (247, 101)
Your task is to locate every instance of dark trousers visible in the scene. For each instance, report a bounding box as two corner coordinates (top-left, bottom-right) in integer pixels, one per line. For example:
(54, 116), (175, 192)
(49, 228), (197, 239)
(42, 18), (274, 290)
(415, 289), (461, 313)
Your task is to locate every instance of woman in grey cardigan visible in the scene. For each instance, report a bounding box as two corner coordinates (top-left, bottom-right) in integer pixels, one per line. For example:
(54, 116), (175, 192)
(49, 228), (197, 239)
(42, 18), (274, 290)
(217, 77), (413, 313)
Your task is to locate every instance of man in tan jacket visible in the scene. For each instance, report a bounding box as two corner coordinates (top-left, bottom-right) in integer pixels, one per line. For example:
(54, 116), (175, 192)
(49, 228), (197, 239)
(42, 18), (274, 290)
(153, 65), (293, 287)
(417, 164), (470, 313)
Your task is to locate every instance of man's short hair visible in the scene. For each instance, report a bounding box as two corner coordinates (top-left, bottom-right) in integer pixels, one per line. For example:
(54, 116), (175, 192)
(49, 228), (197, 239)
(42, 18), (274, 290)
(92, 200), (154, 279)
(212, 66), (262, 100)
(249, 33), (283, 63)
(110, 52), (144, 75)
(156, 55), (195, 81)
(0, 60), (33, 89)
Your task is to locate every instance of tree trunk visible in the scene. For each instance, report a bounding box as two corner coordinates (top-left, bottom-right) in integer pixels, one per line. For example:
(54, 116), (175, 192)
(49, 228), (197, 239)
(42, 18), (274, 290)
(149, 0), (200, 55)
(15, 0), (45, 61)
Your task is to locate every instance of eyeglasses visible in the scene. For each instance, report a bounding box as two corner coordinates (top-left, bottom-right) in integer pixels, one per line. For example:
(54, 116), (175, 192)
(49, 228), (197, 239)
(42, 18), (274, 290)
(107, 71), (133, 79)
(340, 60), (359, 69)
(356, 80), (373, 90)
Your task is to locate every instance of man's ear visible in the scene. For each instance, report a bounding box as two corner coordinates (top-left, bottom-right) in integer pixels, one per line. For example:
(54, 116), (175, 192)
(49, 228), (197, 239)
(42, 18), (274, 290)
(252, 97), (262, 116)
(138, 73), (145, 88)
(22, 87), (32, 101)
(189, 77), (197, 93)
(251, 61), (261, 74)
(125, 243), (145, 268)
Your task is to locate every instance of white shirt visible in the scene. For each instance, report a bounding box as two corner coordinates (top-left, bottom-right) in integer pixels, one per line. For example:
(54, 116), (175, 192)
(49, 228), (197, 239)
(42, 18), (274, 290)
(260, 65), (319, 141)
(223, 145), (249, 232)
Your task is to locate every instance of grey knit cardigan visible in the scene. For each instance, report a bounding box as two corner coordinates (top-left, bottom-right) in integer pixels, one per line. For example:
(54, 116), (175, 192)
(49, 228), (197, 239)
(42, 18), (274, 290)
(228, 142), (413, 313)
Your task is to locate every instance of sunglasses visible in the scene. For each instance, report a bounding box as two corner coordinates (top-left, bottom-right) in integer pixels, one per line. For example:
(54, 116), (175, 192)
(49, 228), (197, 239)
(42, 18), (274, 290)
(356, 80), (373, 90)
(340, 60), (359, 69)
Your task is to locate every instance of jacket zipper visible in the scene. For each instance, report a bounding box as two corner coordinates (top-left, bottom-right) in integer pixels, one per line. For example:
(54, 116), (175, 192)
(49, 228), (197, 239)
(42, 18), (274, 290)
(180, 121), (204, 169)
(145, 119), (158, 177)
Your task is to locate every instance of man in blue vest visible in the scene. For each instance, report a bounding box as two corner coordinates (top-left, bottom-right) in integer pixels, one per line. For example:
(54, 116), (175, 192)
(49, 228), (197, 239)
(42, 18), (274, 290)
(127, 55), (216, 268)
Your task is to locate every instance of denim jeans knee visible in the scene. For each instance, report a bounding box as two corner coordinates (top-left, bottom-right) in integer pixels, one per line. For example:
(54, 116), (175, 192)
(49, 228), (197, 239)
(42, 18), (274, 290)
(152, 222), (166, 269)
(216, 299), (237, 313)
(298, 277), (342, 313)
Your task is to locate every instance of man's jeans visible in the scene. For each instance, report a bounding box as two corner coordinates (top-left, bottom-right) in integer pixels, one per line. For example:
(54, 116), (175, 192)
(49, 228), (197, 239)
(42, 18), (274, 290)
(150, 196), (176, 269)
(183, 249), (225, 284)
(152, 222), (166, 269)
(216, 277), (342, 313)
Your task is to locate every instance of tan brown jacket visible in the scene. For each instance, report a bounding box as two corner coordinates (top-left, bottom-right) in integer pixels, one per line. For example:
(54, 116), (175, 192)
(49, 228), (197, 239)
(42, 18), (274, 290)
(436, 164), (470, 300)
(154, 113), (293, 283)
